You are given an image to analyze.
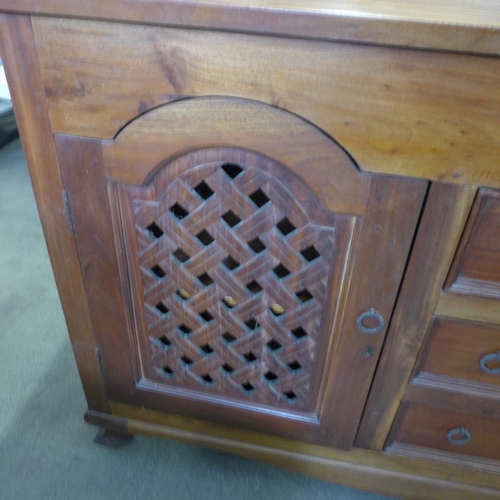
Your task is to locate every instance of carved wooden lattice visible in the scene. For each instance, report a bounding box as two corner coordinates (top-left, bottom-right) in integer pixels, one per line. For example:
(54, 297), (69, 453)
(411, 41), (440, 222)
(126, 149), (340, 409)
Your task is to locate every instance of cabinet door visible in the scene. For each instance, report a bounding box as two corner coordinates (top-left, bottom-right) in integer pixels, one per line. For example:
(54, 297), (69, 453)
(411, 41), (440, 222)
(57, 97), (426, 449)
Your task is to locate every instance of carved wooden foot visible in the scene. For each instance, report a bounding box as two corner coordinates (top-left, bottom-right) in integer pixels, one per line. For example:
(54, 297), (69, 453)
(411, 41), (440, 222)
(93, 428), (134, 448)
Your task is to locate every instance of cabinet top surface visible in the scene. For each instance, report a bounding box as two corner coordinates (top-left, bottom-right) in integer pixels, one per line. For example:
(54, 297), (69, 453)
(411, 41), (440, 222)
(1, 0), (500, 56)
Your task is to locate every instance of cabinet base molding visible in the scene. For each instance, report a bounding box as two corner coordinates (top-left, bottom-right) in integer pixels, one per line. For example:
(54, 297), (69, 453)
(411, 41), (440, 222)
(83, 403), (500, 500)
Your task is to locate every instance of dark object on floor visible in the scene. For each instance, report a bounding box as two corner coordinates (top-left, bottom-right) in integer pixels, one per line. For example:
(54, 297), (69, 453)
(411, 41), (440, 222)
(0, 98), (18, 149)
(93, 428), (134, 448)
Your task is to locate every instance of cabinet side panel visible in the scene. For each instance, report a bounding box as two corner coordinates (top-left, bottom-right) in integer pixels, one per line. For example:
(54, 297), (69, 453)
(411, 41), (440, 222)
(0, 14), (109, 412)
(355, 183), (477, 450)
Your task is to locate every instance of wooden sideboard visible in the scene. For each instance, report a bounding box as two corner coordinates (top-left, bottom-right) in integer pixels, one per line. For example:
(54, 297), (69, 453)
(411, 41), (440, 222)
(1, 2), (500, 498)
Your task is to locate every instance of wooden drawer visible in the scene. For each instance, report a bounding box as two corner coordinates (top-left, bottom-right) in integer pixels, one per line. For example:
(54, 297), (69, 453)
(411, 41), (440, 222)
(390, 401), (500, 461)
(417, 318), (500, 387)
(447, 189), (500, 298)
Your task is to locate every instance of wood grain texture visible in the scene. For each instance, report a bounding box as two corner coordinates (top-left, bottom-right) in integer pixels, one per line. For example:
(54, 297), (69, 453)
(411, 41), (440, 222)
(387, 442), (500, 476)
(113, 171), (425, 449)
(55, 136), (137, 398)
(390, 401), (500, 462)
(51, 107), (331, 444)
(104, 402), (500, 499)
(31, 18), (500, 187)
(319, 174), (427, 449)
(121, 147), (353, 412)
(417, 318), (500, 388)
(436, 292), (500, 326)
(2, 0), (500, 55)
(104, 97), (371, 216)
(5, 5), (500, 489)
(447, 189), (500, 298)
(0, 14), (110, 413)
(58, 98), (425, 448)
(355, 183), (477, 451)
(405, 383), (500, 419)
(99, 100), (368, 445)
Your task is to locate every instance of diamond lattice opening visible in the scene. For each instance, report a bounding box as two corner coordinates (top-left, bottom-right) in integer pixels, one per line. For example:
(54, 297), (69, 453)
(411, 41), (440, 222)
(150, 264), (167, 279)
(194, 181), (214, 200)
(249, 188), (270, 208)
(221, 210), (242, 228)
(200, 343), (214, 354)
(180, 355), (194, 366)
(200, 374), (214, 383)
(247, 237), (266, 254)
(264, 371), (278, 381)
(300, 245), (320, 262)
(221, 163), (243, 179)
(291, 327), (308, 340)
(132, 150), (339, 406)
(173, 248), (191, 263)
(146, 222), (164, 239)
(296, 289), (313, 303)
(197, 272), (214, 287)
(196, 230), (215, 246)
(276, 217), (296, 236)
(221, 363), (235, 374)
(273, 263), (291, 279)
(287, 360), (302, 371)
(161, 365), (174, 376)
(222, 255), (240, 271)
(157, 335), (171, 348)
(244, 318), (259, 331)
(246, 280), (263, 294)
(241, 382), (255, 392)
(199, 310), (214, 322)
(267, 339), (282, 351)
(169, 203), (189, 220)
(222, 332), (237, 343)
(178, 324), (193, 335)
(243, 352), (257, 363)
(155, 302), (169, 315)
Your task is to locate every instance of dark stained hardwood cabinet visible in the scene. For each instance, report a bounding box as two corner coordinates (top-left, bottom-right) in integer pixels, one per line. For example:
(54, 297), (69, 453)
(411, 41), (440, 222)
(2, 2), (500, 498)
(56, 98), (426, 449)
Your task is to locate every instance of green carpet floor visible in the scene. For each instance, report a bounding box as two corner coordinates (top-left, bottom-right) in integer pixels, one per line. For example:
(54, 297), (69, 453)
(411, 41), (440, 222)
(0, 138), (393, 500)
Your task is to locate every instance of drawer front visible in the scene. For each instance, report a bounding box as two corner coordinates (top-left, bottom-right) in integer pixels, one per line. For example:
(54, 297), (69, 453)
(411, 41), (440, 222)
(392, 401), (500, 461)
(418, 317), (500, 387)
(447, 189), (500, 298)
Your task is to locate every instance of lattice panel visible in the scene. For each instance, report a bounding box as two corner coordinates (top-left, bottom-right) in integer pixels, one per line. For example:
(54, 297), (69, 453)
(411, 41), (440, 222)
(126, 149), (340, 409)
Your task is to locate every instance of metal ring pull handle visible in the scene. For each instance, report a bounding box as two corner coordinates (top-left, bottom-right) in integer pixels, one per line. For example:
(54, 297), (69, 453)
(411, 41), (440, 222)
(480, 352), (500, 375)
(357, 308), (385, 334)
(447, 427), (471, 446)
